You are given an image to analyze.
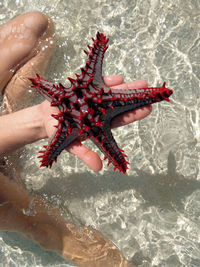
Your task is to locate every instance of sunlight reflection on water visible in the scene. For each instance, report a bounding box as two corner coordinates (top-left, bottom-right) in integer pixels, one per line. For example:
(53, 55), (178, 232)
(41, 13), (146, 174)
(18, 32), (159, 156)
(1, 0), (200, 266)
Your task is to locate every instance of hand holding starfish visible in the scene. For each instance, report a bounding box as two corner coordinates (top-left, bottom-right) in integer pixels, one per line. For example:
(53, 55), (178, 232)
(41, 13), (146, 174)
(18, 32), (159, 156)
(38, 75), (151, 172)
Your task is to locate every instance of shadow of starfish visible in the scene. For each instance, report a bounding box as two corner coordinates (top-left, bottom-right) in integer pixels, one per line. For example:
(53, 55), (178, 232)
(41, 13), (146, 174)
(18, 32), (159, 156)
(36, 151), (200, 212)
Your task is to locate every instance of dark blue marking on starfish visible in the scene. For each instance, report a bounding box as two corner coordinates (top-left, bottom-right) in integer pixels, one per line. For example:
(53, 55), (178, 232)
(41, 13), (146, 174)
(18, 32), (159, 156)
(30, 32), (173, 174)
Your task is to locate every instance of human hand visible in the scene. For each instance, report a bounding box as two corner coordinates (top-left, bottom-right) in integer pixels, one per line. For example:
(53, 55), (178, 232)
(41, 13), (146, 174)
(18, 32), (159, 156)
(39, 75), (152, 172)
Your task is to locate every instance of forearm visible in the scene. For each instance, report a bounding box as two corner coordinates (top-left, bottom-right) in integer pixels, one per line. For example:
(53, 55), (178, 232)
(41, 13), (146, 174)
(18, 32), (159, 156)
(0, 171), (132, 267)
(0, 104), (46, 156)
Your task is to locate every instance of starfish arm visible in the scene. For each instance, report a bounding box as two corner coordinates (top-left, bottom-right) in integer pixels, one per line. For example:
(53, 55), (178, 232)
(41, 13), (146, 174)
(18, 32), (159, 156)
(75, 32), (110, 91)
(38, 123), (79, 168)
(30, 74), (73, 104)
(90, 126), (129, 173)
(109, 82), (173, 104)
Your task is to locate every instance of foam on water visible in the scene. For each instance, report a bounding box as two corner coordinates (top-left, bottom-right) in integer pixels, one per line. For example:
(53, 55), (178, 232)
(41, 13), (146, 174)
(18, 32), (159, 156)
(0, 0), (200, 266)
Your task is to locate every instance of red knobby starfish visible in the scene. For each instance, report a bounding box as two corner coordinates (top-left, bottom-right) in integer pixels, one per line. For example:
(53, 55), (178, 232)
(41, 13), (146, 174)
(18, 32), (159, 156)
(30, 32), (173, 174)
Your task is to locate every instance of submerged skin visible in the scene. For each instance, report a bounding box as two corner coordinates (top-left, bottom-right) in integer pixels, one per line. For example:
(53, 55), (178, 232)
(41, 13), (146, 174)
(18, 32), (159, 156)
(0, 11), (152, 267)
(0, 11), (55, 112)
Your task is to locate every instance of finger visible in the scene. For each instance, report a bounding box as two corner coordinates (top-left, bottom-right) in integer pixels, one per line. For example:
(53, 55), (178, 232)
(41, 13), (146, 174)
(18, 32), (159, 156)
(66, 140), (103, 172)
(103, 75), (124, 87)
(111, 104), (152, 128)
(111, 80), (148, 90)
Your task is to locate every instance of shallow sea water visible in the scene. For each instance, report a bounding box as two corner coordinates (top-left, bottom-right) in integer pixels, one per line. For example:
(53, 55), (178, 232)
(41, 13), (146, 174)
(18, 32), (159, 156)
(0, 0), (200, 266)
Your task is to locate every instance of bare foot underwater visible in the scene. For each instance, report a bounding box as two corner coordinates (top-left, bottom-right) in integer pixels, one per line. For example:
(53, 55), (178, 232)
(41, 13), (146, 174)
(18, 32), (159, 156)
(0, 11), (141, 267)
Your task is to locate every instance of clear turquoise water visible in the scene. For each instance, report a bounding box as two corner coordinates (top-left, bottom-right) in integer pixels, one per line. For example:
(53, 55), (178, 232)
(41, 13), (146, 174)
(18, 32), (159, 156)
(0, 0), (200, 266)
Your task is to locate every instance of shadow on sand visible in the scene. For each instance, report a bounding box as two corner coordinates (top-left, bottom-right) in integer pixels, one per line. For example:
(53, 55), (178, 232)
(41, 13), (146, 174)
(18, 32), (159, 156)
(38, 151), (200, 212)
